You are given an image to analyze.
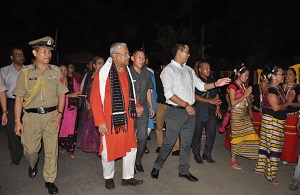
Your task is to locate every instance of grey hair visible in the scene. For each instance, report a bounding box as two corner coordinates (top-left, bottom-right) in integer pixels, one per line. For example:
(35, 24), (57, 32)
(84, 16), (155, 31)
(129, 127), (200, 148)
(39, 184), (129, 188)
(110, 42), (127, 56)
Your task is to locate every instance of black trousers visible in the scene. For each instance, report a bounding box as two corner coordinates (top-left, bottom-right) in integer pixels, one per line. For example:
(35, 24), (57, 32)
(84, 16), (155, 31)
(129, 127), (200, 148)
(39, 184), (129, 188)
(191, 114), (217, 157)
(5, 99), (23, 164)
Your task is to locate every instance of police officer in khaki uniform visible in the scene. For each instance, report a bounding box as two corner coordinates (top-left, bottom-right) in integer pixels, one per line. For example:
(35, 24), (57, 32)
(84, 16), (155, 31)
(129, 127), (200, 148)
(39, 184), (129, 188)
(13, 36), (68, 194)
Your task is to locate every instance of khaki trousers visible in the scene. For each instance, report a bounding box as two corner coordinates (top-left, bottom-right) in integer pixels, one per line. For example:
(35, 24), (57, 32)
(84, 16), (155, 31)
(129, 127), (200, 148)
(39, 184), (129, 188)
(21, 111), (59, 183)
(156, 103), (179, 151)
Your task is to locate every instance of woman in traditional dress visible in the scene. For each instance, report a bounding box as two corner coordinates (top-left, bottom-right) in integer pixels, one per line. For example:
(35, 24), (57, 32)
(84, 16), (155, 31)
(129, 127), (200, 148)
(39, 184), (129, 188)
(254, 65), (295, 185)
(281, 67), (300, 166)
(227, 65), (260, 169)
(250, 70), (269, 136)
(77, 56), (105, 154)
(59, 65), (81, 158)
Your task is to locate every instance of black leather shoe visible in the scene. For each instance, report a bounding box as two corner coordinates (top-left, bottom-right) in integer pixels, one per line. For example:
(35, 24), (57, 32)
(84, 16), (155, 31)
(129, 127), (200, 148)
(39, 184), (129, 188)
(194, 154), (203, 164)
(179, 173), (198, 182)
(28, 162), (38, 178)
(45, 182), (58, 194)
(135, 164), (144, 172)
(155, 147), (161, 153)
(172, 150), (180, 156)
(202, 154), (215, 163)
(105, 179), (115, 189)
(151, 168), (159, 179)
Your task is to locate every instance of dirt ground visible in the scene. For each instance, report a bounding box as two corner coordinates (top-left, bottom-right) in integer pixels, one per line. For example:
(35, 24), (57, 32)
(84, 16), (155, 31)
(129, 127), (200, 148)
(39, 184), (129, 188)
(0, 122), (299, 195)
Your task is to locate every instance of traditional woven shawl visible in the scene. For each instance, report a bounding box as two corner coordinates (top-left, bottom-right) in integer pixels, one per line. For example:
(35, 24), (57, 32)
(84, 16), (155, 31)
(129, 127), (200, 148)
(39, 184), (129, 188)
(80, 71), (94, 109)
(66, 76), (77, 109)
(99, 57), (137, 134)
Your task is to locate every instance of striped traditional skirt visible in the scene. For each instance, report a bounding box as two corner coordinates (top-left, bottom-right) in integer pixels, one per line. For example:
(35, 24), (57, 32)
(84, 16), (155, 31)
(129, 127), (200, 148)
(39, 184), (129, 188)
(230, 107), (260, 159)
(254, 113), (285, 181)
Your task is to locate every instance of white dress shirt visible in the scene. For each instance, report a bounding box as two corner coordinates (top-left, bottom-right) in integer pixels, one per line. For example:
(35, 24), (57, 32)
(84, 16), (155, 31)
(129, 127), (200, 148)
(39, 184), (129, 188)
(160, 60), (206, 106)
(0, 64), (26, 99)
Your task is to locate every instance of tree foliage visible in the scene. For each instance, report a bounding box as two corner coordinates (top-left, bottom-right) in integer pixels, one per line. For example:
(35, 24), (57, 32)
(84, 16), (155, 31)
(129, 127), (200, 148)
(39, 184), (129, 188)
(151, 25), (199, 67)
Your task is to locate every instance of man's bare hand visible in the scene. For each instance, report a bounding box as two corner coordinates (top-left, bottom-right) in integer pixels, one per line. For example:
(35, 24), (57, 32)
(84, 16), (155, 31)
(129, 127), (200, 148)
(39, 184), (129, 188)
(14, 121), (23, 137)
(215, 109), (222, 119)
(186, 105), (195, 116)
(209, 97), (222, 105)
(99, 123), (108, 135)
(51, 114), (63, 130)
(216, 78), (231, 87)
(136, 107), (144, 117)
(2, 113), (8, 126)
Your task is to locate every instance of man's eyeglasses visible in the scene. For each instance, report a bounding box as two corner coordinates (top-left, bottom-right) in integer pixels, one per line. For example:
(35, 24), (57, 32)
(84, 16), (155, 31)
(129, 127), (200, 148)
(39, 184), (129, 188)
(115, 52), (131, 57)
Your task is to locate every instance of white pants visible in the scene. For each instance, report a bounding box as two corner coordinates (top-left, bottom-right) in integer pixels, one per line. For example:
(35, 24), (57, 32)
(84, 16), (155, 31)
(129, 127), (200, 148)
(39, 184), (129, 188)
(101, 136), (137, 179)
(147, 128), (152, 136)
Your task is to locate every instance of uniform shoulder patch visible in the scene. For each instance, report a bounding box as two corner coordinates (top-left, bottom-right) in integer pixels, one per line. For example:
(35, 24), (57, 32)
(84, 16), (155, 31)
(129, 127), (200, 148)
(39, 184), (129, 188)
(21, 64), (34, 72)
(49, 64), (61, 71)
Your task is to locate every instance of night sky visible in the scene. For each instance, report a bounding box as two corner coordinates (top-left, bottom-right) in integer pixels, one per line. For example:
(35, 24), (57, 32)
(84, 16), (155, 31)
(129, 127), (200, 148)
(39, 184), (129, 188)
(1, 0), (300, 71)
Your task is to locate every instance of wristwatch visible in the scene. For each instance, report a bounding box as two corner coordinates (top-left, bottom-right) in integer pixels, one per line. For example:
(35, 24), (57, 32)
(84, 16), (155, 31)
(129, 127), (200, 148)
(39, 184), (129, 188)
(2, 110), (8, 114)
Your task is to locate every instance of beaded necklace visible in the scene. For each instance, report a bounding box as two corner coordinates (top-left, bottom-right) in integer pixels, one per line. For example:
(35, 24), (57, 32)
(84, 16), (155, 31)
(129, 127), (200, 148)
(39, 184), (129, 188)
(283, 82), (295, 96)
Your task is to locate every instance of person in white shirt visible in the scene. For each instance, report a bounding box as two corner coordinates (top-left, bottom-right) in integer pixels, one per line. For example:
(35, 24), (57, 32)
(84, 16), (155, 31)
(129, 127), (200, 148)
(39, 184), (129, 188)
(0, 47), (26, 165)
(151, 43), (230, 182)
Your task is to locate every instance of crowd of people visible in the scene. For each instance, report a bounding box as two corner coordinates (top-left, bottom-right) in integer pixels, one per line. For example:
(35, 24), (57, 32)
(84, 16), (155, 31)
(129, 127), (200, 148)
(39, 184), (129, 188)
(0, 36), (299, 194)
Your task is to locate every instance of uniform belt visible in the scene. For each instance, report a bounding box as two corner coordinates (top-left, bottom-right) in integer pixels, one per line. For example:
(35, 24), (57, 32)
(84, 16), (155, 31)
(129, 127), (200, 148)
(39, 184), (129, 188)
(25, 106), (57, 114)
(165, 103), (185, 109)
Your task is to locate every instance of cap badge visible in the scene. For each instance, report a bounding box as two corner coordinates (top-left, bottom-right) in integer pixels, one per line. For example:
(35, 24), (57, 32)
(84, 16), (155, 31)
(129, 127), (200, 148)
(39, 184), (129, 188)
(47, 39), (52, 46)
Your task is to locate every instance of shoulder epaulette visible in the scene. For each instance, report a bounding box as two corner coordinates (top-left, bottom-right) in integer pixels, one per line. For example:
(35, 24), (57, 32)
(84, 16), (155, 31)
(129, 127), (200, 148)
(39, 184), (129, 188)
(21, 64), (34, 72)
(49, 64), (61, 71)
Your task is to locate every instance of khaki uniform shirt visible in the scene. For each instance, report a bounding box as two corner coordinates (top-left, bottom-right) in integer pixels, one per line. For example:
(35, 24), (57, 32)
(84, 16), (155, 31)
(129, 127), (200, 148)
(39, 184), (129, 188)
(13, 64), (68, 109)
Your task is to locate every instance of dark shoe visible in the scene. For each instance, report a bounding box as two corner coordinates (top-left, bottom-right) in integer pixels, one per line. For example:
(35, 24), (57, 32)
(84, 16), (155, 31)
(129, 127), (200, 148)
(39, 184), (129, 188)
(121, 178), (143, 186)
(135, 164), (144, 172)
(155, 147), (161, 153)
(144, 146), (150, 154)
(105, 179), (115, 189)
(172, 150), (180, 156)
(45, 182), (58, 194)
(289, 178), (300, 191)
(28, 162), (38, 178)
(147, 136), (151, 140)
(179, 173), (198, 182)
(202, 154), (215, 163)
(194, 154), (203, 164)
(151, 168), (159, 179)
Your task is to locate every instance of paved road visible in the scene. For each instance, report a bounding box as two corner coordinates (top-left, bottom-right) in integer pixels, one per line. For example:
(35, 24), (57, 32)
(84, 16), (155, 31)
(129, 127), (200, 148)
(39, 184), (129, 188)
(0, 123), (299, 195)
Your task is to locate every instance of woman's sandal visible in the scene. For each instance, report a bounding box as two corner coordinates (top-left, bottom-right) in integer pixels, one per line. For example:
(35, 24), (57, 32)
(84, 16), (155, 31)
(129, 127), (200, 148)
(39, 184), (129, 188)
(67, 152), (76, 159)
(228, 161), (242, 170)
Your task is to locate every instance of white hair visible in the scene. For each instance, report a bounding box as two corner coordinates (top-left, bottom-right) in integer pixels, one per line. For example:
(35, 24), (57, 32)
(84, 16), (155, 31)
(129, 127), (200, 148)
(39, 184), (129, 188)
(110, 42), (127, 56)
